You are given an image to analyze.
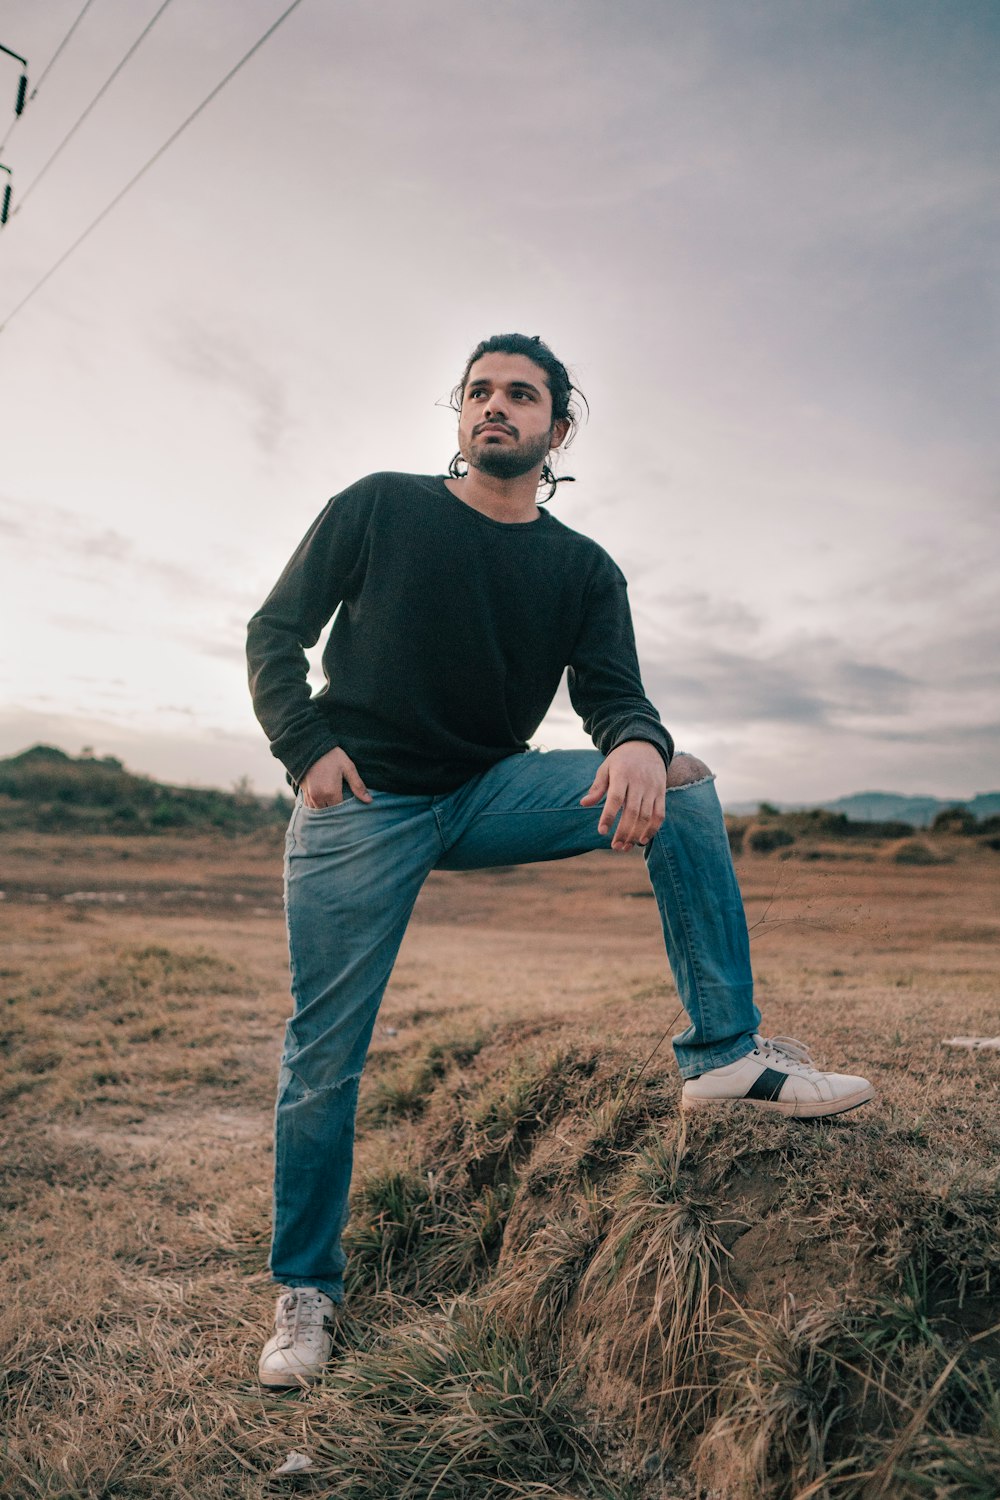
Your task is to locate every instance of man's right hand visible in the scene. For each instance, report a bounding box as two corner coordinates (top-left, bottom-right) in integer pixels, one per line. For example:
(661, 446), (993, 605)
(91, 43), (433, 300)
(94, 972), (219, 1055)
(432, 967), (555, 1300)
(300, 747), (372, 809)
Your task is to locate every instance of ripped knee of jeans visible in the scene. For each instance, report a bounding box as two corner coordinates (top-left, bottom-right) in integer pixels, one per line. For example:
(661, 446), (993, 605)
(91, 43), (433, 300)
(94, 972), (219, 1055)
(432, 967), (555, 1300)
(278, 1060), (364, 1105)
(665, 752), (714, 791)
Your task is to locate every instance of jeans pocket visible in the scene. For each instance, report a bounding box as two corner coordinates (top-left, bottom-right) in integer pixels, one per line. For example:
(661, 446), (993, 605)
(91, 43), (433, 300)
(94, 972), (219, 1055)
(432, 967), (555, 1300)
(300, 792), (358, 816)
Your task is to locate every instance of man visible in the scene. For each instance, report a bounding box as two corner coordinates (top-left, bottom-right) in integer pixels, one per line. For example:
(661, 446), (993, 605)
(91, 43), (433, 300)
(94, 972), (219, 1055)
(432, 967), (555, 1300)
(246, 332), (874, 1387)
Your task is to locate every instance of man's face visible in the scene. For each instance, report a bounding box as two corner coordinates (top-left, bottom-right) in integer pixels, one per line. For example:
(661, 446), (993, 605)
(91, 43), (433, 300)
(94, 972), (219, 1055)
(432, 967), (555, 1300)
(458, 352), (569, 481)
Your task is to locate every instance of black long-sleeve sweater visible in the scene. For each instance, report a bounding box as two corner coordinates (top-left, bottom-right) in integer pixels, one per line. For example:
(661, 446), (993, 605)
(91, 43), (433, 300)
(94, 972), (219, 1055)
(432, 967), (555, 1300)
(246, 472), (673, 794)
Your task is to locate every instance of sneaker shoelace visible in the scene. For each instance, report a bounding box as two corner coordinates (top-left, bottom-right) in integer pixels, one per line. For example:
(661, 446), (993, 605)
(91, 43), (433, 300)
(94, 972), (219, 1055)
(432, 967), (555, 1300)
(274, 1291), (331, 1350)
(752, 1033), (820, 1076)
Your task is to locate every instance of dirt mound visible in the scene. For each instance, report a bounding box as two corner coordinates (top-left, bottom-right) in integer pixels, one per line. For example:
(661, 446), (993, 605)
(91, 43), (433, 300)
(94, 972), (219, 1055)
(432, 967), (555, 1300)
(320, 1027), (1000, 1497)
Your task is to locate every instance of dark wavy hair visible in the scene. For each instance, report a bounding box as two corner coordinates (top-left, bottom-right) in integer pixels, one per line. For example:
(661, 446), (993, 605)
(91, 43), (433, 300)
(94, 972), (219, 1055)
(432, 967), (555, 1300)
(448, 333), (587, 502)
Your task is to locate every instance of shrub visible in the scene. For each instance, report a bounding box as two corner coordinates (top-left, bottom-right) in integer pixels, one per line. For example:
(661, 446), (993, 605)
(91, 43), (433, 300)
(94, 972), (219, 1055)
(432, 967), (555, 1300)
(725, 818), (745, 855)
(932, 806), (977, 835)
(746, 824), (795, 853)
(890, 839), (949, 866)
(803, 808), (849, 835)
(854, 819), (919, 839)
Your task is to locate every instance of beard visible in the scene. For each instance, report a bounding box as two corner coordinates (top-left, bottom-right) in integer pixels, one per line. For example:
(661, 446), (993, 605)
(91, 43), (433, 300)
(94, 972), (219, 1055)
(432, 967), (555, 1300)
(466, 427), (552, 481)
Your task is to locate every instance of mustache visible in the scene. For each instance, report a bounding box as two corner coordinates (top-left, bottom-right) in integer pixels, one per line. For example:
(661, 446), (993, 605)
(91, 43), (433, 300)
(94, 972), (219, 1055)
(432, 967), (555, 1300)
(473, 420), (517, 437)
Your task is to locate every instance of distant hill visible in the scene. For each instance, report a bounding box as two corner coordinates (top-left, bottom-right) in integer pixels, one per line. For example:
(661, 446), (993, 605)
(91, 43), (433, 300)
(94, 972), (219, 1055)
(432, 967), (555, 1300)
(4, 745), (998, 835)
(821, 791), (1000, 827)
(0, 745), (292, 834)
(726, 790), (1000, 827)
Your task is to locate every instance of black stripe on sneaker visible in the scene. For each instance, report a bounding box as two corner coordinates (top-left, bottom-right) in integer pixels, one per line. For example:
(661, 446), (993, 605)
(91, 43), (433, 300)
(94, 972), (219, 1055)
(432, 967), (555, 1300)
(744, 1066), (788, 1102)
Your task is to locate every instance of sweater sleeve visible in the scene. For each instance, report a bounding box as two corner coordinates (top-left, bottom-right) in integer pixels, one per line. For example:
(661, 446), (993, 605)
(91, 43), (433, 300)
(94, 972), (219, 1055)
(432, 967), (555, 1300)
(246, 482), (371, 783)
(567, 556), (674, 771)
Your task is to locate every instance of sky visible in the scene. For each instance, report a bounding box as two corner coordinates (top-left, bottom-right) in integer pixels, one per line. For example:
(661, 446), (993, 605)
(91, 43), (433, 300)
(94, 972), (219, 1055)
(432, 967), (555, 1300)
(0, 0), (997, 803)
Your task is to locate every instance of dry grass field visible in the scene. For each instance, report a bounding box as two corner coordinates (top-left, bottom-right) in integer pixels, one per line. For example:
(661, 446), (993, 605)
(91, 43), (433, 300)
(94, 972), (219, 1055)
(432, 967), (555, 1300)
(2, 823), (999, 1499)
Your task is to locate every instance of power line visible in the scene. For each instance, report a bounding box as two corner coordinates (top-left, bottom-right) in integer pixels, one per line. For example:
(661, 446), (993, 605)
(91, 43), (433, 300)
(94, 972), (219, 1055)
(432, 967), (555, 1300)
(31, 0), (99, 101)
(0, 0), (99, 152)
(14, 0), (178, 216)
(0, 0), (306, 336)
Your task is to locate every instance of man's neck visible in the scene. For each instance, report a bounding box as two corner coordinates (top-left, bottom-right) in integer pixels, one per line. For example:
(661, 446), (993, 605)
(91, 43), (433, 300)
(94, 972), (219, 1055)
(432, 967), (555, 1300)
(443, 468), (542, 523)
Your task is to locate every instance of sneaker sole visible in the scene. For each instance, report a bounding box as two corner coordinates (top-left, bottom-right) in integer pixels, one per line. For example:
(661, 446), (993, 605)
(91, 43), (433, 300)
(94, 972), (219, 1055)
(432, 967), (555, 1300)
(258, 1366), (322, 1389)
(680, 1084), (877, 1118)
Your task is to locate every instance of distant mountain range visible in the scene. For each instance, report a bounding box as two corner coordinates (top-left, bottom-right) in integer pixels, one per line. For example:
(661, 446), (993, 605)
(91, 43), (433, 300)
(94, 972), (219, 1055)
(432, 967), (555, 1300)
(724, 791), (1000, 828)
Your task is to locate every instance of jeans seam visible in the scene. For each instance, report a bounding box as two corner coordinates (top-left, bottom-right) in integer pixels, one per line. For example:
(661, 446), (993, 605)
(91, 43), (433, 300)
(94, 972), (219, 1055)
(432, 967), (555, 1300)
(473, 806), (606, 818)
(469, 772), (717, 818)
(431, 802), (451, 854)
(648, 832), (708, 1009)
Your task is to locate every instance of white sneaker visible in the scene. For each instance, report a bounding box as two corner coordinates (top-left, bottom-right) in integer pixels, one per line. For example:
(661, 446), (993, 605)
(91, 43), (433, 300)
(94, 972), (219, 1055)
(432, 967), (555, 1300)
(258, 1288), (338, 1388)
(681, 1034), (875, 1118)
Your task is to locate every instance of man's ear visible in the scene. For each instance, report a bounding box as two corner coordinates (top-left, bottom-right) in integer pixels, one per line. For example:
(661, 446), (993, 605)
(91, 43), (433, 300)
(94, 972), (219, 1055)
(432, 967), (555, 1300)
(549, 418), (571, 451)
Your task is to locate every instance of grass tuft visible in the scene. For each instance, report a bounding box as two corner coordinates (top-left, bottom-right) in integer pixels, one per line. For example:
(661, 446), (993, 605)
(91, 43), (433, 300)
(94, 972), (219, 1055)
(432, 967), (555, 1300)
(486, 1187), (605, 1340)
(302, 1302), (622, 1500)
(344, 1163), (515, 1303)
(359, 1029), (485, 1124)
(696, 1300), (862, 1499)
(579, 1125), (732, 1442)
(461, 1048), (598, 1189)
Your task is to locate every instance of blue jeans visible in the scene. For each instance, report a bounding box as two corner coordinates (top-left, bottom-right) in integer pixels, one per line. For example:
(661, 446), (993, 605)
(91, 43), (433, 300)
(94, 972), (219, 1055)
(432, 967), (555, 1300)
(272, 748), (760, 1300)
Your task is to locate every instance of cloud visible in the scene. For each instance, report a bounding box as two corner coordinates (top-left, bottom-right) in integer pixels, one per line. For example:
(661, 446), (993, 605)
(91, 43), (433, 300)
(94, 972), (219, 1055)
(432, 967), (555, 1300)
(832, 659), (915, 715)
(641, 637), (916, 729)
(156, 319), (292, 457)
(48, 613), (130, 637)
(875, 719), (1000, 747)
(640, 589), (764, 640)
(0, 494), (260, 613)
(77, 529), (133, 561)
(195, 639), (249, 664)
(900, 623), (1000, 694)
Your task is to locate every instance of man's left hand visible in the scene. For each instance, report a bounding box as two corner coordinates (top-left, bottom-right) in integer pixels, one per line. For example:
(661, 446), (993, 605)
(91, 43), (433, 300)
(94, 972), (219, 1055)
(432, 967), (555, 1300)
(579, 740), (667, 852)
